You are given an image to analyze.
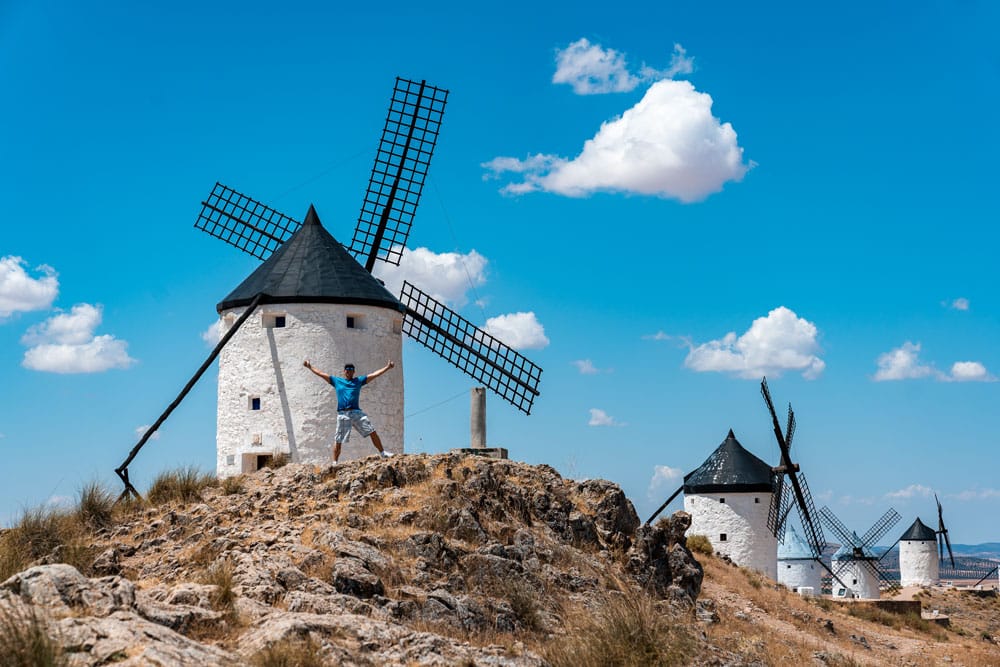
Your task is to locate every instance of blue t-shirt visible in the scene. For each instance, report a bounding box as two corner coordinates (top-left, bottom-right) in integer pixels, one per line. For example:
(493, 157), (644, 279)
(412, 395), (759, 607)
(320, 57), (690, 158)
(330, 375), (367, 411)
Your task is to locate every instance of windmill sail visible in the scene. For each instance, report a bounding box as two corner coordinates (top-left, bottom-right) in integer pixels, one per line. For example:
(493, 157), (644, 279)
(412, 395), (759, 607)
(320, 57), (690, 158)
(196, 183), (302, 260)
(350, 78), (449, 271)
(400, 281), (542, 414)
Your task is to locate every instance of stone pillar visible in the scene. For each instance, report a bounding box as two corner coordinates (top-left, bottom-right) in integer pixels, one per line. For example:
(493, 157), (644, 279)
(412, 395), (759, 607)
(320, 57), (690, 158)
(471, 387), (486, 449)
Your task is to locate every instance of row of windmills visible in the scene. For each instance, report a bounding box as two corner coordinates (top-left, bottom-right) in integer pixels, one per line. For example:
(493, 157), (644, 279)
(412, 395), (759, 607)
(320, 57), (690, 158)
(649, 378), (985, 600)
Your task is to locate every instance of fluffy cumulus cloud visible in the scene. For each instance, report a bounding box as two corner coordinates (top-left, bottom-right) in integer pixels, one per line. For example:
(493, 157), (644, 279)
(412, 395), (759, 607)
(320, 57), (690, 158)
(483, 312), (549, 350)
(886, 484), (934, 500)
(873, 342), (994, 382)
(375, 247), (487, 307)
(21, 303), (135, 373)
(683, 307), (825, 379)
(202, 319), (224, 346)
(572, 359), (610, 374)
(643, 331), (671, 341)
(483, 79), (748, 202)
(0, 256), (59, 318)
(647, 464), (683, 500)
(588, 408), (623, 427)
(950, 297), (969, 311)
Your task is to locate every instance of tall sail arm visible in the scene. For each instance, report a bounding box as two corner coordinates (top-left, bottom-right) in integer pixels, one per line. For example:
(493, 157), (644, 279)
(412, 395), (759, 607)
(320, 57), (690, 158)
(400, 281), (542, 415)
(195, 183), (301, 260)
(859, 508), (901, 547)
(350, 78), (449, 271)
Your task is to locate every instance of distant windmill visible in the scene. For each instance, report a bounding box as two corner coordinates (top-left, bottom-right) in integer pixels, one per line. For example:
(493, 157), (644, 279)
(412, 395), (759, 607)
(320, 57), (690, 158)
(115, 78), (542, 497)
(820, 506), (901, 599)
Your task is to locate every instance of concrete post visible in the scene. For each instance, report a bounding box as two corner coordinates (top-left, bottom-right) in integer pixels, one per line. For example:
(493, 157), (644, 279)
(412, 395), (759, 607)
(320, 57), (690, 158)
(471, 387), (486, 449)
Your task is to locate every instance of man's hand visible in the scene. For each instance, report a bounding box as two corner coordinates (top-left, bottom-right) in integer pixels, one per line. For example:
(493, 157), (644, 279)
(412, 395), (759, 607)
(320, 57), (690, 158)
(387, 361), (394, 369)
(303, 360), (312, 369)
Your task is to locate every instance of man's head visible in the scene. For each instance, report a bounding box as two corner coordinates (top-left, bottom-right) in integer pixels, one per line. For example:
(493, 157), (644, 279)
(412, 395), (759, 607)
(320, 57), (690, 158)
(344, 363), (355, 378)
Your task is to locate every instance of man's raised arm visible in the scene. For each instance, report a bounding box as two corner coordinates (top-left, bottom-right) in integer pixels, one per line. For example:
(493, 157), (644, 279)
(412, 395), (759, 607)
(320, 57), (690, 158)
(366, 361), (395, 383)
(303, 360), (331, 383)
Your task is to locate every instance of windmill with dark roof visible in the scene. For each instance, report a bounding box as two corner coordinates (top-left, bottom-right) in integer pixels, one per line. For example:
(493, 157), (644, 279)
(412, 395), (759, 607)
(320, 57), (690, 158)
(114, 79), (542, 496)
(681, 429), (779, 578)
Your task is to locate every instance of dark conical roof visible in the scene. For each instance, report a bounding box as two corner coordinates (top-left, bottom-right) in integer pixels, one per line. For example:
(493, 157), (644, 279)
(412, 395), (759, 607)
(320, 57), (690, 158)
(900, 517), (937, 542)
(217, 205), (404, 313)
(683, 429), (775, 494)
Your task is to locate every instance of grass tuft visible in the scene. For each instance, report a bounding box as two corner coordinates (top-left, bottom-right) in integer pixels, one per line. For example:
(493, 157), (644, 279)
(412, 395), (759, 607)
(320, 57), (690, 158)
(221, 475), (245, 495)
(0, 603), (67, 667)
(250, 636), (327, 667)
(686, 534), (713, 556)
(543, 589), (694, 666)
(147, 466), (217, 505)
(201, 560), (237, 612)
(76, 481), (116, 530)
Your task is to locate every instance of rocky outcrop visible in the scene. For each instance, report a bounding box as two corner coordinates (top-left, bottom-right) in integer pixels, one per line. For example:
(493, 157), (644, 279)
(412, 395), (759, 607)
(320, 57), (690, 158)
(0, 453), (701, 665)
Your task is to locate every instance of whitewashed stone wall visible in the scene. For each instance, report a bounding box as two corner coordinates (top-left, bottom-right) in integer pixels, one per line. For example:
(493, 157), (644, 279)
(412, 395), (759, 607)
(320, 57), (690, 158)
(685, 492), (777, 580)
(830, 560), (880, 599)
(777, 558), (823, 593)
(216, 302), (403, 478)
(900, 540), (938, 587)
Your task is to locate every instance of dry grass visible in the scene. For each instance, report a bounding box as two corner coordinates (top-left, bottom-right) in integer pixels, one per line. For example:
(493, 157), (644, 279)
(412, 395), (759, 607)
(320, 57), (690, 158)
(76, 481), (116, 530)
(0, 603), (67, 667)
(221, 475), (245, 495)
(540, 589), (697, 666)
(249, 635), (327, 667)
(200, 560), (237, 613)
(147, 466), (217, 505)
(0, 505), (91, 580)
(686, 534), (714, 556)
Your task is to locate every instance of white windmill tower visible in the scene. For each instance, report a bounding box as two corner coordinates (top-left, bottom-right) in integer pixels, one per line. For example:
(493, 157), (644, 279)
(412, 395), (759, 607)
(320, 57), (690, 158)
(683, 429), (778, 579)
(777, 524), (823, 595)
(898, 517), (939, 587)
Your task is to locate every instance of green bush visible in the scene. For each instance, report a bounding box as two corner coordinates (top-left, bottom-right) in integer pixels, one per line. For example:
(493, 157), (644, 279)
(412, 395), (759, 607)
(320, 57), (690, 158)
(686, 534), (713, 556)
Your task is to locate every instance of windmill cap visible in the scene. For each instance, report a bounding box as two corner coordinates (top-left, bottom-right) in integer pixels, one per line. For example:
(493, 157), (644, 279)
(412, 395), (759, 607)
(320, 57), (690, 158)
(900, 517), (937, 541)
(683, 429), (773, 494)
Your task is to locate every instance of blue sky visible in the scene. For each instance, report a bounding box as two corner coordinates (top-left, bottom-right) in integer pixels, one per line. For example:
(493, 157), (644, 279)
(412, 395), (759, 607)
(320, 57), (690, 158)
(2, 1), (998, 544)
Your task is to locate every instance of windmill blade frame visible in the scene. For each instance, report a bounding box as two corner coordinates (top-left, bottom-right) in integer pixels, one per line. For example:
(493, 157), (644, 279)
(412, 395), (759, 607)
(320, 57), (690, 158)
(350, 78), (449, 272)
(400, 280), (542, 414)
(936, 493), (956, 568)
(859, 508), (901, 548)
(819, 506), (861, 549)
(196, 183), (302, 260)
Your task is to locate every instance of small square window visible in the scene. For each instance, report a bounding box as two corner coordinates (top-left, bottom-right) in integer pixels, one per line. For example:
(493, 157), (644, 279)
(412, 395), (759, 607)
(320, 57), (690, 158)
(787, 564), (792, 569)
(347, 316), (356, 328)
(719, 533), (727, 542)
(226, 455), (235, 466)
(719, 498), (725, 504)
(392, 319), (403, 334)
(346, 313), (364, 329)
(852, 579), (858, 585)
(263, 313), (287, 328)
(249, 396), (261, 410)
(754, 497), (760, 503)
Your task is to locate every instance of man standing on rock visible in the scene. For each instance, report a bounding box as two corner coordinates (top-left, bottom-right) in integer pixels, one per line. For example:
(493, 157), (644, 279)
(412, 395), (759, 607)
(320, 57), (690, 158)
(303, 359), (395, 464)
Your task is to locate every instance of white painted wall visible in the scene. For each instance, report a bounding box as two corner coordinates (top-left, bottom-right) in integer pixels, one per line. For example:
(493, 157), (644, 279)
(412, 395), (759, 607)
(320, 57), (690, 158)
(831, 559), (880, 599)
(685, 491), (777, 580)
(216, 302), (403, 477)
(778, 558), (823, 593)
(900, 539), (939, 587)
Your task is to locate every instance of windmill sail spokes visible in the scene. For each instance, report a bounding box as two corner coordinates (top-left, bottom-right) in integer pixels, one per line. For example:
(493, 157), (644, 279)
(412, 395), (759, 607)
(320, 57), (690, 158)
(936, 493), (956, 568)
(196, 183), (302, 261)
(350, 78), (449, 271)
(820, 505), (901, 592)
(860, 508), (902, 547)
(400, 281), (542, 415)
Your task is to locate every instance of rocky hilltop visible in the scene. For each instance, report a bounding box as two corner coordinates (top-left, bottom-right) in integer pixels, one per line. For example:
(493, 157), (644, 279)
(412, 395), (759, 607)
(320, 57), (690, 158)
(0, 454), (710, 666)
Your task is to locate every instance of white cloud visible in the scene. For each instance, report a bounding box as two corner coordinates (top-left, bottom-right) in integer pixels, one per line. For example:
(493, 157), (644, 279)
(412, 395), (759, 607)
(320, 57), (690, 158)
(21, 303), (135, 373)
(948, 297), (969, 311)
(948, 488), (1000, 501)
(46, 495), (72, 507)
(588, 408), (623, 427)
(202, 319), (224, 346)
(572, 359), (600, 374)
(375, 247), (487, 307)
(553, 40), (693, 95)
(647, 464), (683, 500)
(483, 311), (549, 350)
(885, 484), (934, 500)
(949, 361), (995, 382)
(0, 256), (59, 318)
(873, 342), (994, 382)
(643, 331), (671, 341)
(552, 38), (640, 95)
(135, 425), (161, 441)
(683, 307), (825, 379)
(484, 79), (748, 202)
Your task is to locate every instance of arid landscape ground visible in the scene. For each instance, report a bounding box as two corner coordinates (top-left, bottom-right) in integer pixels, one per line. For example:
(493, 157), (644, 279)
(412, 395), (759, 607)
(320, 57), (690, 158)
(1, 454), (998, 665)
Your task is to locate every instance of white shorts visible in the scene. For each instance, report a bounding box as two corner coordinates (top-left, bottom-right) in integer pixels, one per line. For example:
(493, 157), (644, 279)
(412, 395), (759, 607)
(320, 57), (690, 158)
(335, 409), (375, 443)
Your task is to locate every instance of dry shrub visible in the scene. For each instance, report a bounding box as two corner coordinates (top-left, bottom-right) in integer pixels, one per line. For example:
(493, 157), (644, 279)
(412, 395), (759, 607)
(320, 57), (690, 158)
(200, 560), (237, 612)
(686, 534), (713, 556)
(264, 453), (290, 470)
(76, 481), (116, 530)
(221, 475), (245, 495)
(0, 603), (67, 667)
(147, 466), (217, 505)
(0, 505), (87, 580)
(846, 605), (947, 639)
(250, 635), (327, 667)
(542, 589), (695, 666)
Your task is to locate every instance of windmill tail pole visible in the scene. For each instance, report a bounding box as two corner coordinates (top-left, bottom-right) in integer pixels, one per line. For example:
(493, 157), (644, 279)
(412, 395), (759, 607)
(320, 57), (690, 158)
(645, 485), (683, 526)
(973, 565), (999, 588)
(114, 293), (264, 501)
